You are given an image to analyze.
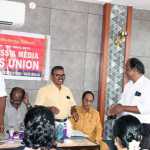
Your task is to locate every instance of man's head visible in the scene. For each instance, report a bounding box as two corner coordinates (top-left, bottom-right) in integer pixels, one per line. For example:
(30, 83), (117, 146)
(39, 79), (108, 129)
(82, 91), (94, 111)
(10, 87), (25, 108)
(51, 66), (65, 88)
(125, 58), (145, 81)
(23, 106), (55, 149)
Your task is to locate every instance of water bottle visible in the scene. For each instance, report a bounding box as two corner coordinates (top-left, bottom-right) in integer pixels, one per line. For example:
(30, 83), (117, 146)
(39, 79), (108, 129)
(66, 120), (72, 138)
(55, 123), (64, 142)
(9, 126), (14, 140)
(63, 122), (67, 139)
(19, 124), (24, 140)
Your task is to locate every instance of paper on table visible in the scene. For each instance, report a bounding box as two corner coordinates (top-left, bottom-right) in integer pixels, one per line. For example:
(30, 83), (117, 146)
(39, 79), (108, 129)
(0, 140), (23, 148)
(0, 139), (9, 144)
(71, 129), (88, 137)
(0, 133), (5, 141)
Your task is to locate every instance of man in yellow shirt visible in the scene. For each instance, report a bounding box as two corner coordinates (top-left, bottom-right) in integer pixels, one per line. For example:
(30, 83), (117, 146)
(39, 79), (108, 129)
(70, 91), (109, 150)
(35, 66), (77, 120)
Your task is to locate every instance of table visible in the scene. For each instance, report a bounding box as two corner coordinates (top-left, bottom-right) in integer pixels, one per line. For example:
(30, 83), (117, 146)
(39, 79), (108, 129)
(0, 140), (22, 150)
(0, 137), (100, 150)
(57, 137), (100, 150)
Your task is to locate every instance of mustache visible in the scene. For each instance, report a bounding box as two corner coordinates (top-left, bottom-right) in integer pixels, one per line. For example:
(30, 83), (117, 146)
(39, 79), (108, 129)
(10, 100), (21, 103)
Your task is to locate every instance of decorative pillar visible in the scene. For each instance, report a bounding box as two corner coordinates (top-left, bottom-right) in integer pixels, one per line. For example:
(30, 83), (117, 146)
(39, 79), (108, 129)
(98, 3), (111, 127)
(98, 3), (133, 139)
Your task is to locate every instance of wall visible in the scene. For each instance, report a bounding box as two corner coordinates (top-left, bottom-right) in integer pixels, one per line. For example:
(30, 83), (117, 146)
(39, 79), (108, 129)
(131, 9), (150, 78)
(0, 0), (103, 107)
(1, 0), (150, 108)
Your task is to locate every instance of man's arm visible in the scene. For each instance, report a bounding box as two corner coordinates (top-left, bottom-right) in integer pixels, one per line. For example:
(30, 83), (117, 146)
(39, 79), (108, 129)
(67, 88), (79, 121)
(108, 104), (140, 116)
(0, 96), (6, 133)
(122, 105), (140, 113)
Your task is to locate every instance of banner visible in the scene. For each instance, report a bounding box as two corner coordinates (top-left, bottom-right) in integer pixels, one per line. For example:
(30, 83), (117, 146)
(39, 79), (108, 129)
(0, 30), (50, 80)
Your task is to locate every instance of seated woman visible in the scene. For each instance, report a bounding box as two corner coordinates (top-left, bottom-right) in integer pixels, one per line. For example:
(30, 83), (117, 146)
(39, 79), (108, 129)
(20, 106), (57, 150)
(70, 90), (109, 150)
(113, 115), (141, 150)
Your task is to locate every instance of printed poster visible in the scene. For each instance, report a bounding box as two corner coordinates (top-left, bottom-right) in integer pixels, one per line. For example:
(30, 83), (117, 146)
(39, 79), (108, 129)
(0, 30), (50, 80)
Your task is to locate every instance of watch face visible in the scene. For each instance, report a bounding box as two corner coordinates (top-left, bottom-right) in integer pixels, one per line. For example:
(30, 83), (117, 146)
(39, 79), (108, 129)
(27, 103), (32, 109)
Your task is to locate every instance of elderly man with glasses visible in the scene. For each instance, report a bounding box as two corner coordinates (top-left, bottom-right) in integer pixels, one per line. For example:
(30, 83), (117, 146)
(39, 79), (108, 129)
(35, 66), (78, 123)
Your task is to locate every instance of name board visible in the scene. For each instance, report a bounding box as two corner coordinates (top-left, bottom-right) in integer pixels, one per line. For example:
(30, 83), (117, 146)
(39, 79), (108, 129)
(0, 30), (50, 80)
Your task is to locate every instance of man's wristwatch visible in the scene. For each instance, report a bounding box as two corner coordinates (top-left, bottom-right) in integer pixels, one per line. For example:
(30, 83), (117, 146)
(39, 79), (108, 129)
(26, 103), (32, 109)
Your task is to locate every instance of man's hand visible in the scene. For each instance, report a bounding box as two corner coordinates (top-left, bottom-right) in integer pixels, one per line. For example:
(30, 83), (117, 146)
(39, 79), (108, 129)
(48, 106), (59, 114)
(71, 106), (79, 122)
(23, 93), (29, 105)
(108, 104), (123, 117)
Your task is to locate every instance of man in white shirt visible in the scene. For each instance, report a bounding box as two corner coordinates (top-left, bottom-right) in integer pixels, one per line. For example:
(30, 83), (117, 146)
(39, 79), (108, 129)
(108, 57), (150, 123)
(0, 73), (7, 133)
(4, 87), (30, 132)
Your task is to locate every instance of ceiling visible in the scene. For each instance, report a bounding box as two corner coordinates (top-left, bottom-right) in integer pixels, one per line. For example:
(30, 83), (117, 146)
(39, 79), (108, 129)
(76, 0), (150, 10)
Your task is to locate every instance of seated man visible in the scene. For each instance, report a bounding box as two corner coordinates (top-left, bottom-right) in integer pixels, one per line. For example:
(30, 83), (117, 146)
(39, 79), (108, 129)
(70, 90), (109, 150)
(4, 87), (31, 132)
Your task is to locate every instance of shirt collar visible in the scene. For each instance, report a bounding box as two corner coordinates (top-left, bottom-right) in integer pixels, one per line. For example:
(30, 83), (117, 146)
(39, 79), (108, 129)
(51, 81), (63, 91)
(80, 105), (93, 113)
(8, 100), (21, 110)
(133, 75), (145, 86)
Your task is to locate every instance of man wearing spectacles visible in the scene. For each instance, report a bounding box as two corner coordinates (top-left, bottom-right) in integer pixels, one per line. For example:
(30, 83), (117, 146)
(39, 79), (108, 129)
(35, 66), (78, 122)
(4, 87), (30, 133)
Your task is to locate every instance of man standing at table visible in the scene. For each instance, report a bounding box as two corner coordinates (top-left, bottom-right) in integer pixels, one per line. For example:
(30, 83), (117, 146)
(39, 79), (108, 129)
(108, 57), (150, 123)
(0, 72), (7, 133)
(35, 66), (78, 121)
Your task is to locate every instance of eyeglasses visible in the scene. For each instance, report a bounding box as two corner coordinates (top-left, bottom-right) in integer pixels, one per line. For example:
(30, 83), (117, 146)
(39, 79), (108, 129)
(84, 99), (94, 104)
(53, 73), (65, 78)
